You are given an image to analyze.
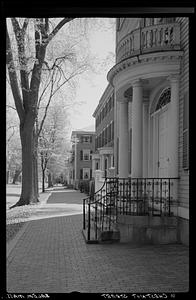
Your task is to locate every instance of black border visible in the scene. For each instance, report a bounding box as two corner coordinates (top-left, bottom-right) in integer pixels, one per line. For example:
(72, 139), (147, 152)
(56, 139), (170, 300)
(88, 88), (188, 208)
(2, 1), (194, 299)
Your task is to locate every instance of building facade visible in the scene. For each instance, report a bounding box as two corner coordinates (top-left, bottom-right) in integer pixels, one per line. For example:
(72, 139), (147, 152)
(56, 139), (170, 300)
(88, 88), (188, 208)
(89, 18), (189, 245)
(92, 84), (115, 180)
(68, 131), (95, 189)
(106, 17), (189, 245)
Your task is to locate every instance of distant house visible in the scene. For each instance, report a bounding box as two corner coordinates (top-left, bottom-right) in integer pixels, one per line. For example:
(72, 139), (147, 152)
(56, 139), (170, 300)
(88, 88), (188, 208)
(68, 131), (95, 190)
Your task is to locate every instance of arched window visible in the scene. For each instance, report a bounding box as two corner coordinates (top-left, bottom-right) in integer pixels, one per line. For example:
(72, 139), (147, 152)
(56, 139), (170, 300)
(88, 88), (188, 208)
(155, 88), (171, 111)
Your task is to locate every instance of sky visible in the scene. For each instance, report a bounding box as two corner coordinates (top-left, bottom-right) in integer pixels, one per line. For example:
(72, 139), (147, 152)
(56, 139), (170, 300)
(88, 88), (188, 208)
(68, 19), (116, 132)
(6, 18), (116, 136)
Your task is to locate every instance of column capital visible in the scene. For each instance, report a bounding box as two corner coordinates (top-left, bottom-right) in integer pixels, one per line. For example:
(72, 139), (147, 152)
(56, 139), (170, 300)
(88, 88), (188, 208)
(168, 74), (180, 83)
(132, 78), (142, 88)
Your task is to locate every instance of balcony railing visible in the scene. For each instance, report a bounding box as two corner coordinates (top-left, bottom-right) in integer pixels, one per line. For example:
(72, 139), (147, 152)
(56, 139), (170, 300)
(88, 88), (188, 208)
(116, 22), (180, 63)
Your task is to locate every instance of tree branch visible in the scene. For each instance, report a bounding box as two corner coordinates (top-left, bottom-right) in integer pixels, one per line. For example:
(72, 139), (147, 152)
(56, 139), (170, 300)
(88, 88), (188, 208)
(6, 104), (16, 111)
(22, 18), (29, 33)
(38, 71), (55, 137)
(44, 18), (75, 47)
(6, 24), (25, 123)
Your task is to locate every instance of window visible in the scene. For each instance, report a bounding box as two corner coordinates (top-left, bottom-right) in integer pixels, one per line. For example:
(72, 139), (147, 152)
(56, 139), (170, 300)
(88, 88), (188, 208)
(98, 134), (101, 148)
(105, 127), (108, 145)
(108, 124), (111, 143)
(83, 168), (90, 180)
(155, 88), (171, 111)
(80, 169), (83, 180)
(183, 92), (189, 170)
(83, 149), (90, 161)
(101, 131), (104, 147)
(96, 162), (99, 170)
(82, 135), (90, 143)
(80, 150), (83, 161)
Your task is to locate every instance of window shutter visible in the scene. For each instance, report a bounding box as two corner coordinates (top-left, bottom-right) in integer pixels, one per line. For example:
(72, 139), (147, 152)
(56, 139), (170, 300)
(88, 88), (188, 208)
(183, 92), (189, 169)
(105, 127), (107, 145)
(80, 169), (83, 180)
(80, 150), (83, 161)
(90, 169), (92, 179)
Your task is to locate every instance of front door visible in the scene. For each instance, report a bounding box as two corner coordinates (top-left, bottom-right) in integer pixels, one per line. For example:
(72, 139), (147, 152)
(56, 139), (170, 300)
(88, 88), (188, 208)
(158, 107), (169, 177)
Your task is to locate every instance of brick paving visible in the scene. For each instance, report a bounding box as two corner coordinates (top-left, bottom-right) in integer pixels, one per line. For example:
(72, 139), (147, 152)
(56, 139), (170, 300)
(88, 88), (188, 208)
(7, 190), (189, 294)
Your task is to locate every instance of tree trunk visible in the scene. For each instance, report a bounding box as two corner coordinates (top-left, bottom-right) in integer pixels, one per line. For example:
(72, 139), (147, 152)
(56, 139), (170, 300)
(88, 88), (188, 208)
(48, 172), (53, 188)
(42, 169), (45, 192)
(6, 170), (10, 184)
(10, 123), (38, 208)
(12, 169), (21, 184)
(33, 127), (39, 200)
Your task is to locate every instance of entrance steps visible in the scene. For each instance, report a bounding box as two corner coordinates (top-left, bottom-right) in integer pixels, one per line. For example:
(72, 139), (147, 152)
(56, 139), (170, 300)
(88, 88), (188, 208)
(117, 215), (178, 244)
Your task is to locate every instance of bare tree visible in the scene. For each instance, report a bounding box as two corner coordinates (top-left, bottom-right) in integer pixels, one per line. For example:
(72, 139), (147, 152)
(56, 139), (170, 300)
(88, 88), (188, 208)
(6, 18), (75, 207)
(6, 17), (115, 208)
(39, 104), (69, 192)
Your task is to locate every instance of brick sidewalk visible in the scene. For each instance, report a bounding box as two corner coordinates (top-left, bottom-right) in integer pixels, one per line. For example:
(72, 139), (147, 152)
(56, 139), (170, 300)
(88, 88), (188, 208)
(7, 213), (189, 293)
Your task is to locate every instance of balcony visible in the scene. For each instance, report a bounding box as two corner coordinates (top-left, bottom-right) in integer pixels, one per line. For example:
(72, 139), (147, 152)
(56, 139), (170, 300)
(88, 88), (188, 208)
(116, 22), (180, 64)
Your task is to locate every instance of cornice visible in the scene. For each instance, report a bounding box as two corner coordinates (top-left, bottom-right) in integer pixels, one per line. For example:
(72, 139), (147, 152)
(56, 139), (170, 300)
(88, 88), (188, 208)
(107, 51), (183, 86)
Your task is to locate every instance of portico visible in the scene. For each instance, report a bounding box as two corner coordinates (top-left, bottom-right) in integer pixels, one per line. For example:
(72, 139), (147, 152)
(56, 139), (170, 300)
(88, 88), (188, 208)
(114, 76), (180, 182)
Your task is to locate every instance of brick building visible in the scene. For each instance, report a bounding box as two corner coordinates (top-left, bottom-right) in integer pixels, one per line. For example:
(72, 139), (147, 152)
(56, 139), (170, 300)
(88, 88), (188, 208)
(92, 84), (115, 179)
(68, 131), (95, 189)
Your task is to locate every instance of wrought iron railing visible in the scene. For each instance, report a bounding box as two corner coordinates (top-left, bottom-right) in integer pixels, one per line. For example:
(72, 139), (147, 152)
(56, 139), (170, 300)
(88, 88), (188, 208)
(116, 22), (180, 63)
(83, 177), (179, 242)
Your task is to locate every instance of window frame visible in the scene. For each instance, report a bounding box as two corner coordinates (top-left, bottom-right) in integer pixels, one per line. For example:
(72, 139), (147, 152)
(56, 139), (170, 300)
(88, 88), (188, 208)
(83, 149), (90, 161)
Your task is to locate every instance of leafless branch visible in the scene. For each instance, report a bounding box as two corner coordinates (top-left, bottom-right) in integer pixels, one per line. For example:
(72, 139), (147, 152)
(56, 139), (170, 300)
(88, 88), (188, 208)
(44, 18), (75, 47)
(22, 18), (29, 34)
(6, 104), (16, 111)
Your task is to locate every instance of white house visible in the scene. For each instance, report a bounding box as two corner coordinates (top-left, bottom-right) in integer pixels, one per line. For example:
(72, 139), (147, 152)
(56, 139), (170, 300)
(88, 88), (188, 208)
(84, 18), (189, 246)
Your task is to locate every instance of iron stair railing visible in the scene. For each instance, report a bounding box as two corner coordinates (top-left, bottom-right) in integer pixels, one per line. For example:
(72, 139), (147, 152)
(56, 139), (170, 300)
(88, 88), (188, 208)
(83, 177), (179, 243)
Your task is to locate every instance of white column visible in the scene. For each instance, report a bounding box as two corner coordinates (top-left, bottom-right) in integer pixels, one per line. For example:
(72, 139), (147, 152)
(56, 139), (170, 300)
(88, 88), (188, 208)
(143, 101), (149, 177)
(92, 158), (96, 179)
(128, 101), (132, 175)
(168, 74), (179, 177)
(131, 79), (143, 178)
(101, 154), (105, 172)
(114, 99), (119, 174)
(118, 99), (129, 178)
